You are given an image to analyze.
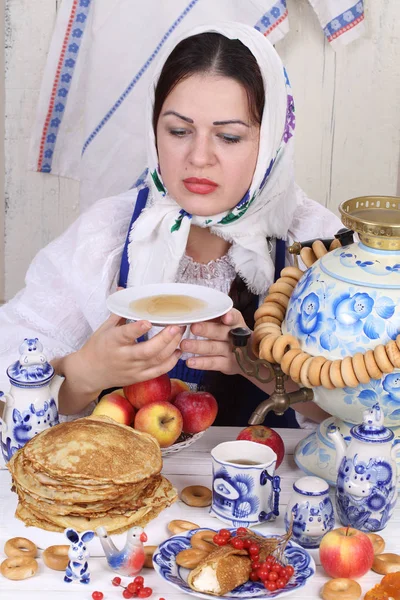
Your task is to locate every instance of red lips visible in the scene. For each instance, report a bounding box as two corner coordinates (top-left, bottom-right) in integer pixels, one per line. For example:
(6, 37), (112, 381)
(183, 177), (218, 195)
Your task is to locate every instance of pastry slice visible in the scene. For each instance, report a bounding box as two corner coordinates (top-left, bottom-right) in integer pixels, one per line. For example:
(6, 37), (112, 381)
(187, 545), (251, 596)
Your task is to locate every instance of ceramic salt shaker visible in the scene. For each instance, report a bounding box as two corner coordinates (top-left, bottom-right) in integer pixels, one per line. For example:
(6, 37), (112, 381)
(284, 476), (334, 548)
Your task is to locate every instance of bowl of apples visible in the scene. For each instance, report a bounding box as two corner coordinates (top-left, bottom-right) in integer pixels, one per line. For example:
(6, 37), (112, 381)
(92, 374), (218, 456)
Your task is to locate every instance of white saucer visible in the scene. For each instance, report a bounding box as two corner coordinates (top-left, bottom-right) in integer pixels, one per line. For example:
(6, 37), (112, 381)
(106, 283), (233, 326)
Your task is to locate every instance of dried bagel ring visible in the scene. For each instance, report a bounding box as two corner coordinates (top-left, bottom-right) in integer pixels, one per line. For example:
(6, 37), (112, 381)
(0, 556), (38, 580)
(252, 325), (280, 356)
(280, 348), (302, 375)
(272, 334), (300, 364)
(144, 546), (157, 568)
(288, 352), (311, 384)
(254, 322), (281, 335)
(308, 356), (328, 387)
(264, 292), (289, 310)
(299, 356), (314, 388)
(364, 349), (383, 380)
(320, 360), (335, 389)
(366, 533), (385, 555)
(300, 247), (317, 268)
(395, 333), (400, 352)
(374, 345), (394, 374)
(279, 275), (299, 288)
(259, 335), (280, 363)
(329, 238), (342, 250)
(4, 537), (37, 559)
(254, 302), (285, 322)
(168, 520), (200, 535)
(386, 339), (400, 368)
(312, 240), (328, 259)
(280, 266), (304, 281)
(268, 281), (294, 298)
(340, 356), (359, 388)
(351, 353), (370, 384)
(190, 530), (217, 553)
(176, 548), (211, 569)
(255, 315), (282, 326)
(181, 485), (212, 508)
(321, 578), (361, 600)
(330, 360), (346, 389)
(42, 545), (69, 571)
(372, 552), (400, 575)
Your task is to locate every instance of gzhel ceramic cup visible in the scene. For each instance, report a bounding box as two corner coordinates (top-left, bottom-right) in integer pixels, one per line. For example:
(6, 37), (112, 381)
(284, 476), (334, 548)
(210, 440), (281, 527)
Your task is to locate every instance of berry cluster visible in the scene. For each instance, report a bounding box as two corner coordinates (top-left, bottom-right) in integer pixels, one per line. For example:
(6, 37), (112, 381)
(111, 576), (153, 598)
(212, 528), (295, 592)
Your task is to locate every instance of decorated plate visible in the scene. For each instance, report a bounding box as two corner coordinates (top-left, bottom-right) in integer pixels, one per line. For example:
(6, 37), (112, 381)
(107, 283), (233, 326)
(153, 528), (315, 599)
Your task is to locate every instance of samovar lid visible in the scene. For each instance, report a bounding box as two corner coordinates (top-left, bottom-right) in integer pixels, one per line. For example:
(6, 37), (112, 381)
(339, 196), (400, 250)
(351, 403), (394, 443)
(6, 338), (54, 387)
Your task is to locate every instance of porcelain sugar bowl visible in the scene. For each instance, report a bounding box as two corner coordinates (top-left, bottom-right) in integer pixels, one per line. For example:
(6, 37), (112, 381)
(329, 403), (398, 532)
(0, 337), (63, 462)
(284, 476), (334, 548)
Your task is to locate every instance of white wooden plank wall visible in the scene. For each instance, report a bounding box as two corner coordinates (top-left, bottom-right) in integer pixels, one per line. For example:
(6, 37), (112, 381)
(3, 0), (400, 300)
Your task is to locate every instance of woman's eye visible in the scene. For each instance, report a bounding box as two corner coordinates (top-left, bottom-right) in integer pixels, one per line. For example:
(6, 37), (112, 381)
(169, 128), (189, 137)
(218, 134), (241, 144)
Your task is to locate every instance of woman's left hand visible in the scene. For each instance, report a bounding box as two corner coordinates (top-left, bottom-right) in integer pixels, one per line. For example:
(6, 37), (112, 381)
(180, 308), (247, 375)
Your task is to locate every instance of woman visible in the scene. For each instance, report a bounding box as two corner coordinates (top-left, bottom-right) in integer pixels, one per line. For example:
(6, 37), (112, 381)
(0, 23), (341, 425)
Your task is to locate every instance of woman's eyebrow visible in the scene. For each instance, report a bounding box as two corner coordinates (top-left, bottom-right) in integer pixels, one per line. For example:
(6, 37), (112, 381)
(213, 119), (249, 127)
(162, 110), (193, 123)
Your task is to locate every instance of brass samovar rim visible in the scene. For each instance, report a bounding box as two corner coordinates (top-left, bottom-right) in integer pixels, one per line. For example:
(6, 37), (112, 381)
(339, 195), (400, 250)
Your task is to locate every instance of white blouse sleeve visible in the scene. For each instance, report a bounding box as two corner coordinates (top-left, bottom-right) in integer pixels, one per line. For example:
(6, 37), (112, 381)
(0, 190), (137, 392)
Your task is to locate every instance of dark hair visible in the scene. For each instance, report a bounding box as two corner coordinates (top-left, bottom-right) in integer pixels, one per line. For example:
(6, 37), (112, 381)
(153, 32), (265, 131)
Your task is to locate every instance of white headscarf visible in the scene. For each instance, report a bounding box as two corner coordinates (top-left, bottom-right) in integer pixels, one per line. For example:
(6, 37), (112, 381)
(127, 22), (297, 295)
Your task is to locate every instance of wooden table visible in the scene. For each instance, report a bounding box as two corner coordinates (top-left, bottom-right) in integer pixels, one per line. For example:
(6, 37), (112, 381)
(0, 427), (398, 599)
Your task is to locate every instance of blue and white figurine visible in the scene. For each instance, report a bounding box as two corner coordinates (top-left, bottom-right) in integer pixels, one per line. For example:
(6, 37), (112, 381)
(0, 338), (63, 462)
(284, 476), (334, 548)
(329, 403), (399, 532)
(64, 528), (94, 584)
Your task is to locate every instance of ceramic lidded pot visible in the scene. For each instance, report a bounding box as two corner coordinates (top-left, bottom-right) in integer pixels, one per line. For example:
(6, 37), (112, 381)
(0, 337), (63, 462)
(329, 403), (398, 532)
(284, 476), (334, 548)
(281, 197), (400, 484)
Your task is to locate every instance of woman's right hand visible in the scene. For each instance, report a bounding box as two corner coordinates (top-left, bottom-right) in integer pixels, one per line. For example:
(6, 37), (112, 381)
(63, 313), (184, 396)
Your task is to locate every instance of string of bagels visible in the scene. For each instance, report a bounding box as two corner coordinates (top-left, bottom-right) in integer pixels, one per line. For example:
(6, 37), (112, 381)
(253, 239), (400, 389)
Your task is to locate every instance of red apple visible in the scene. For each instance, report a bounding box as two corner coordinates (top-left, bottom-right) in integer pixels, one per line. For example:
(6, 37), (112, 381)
(134, 401), (183, 447)
(123, 374), (171, 410)
(174, 391), (218, 434)
(236, 426), (285, 469)
(92, 389), (135, 425)
(319, 527), (374, 579)
(169, 378), (190, 401)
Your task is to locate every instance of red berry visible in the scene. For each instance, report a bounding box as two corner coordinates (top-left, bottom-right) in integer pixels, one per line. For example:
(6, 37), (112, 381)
(213, 534), (227, 546)
(243, 539), (252, 549)
(112, 576), (122, 586)
(252, 562), (262, 571)
(249, 570), (259, 582)
(231, 537), (244, 550)
(218, 529), (231, 539)
(267, 571), (279, 581)
(248, 543), (260, 555)
(236, 527), (247, 537)
(285, 565), (295, 578)
(138, 587), (152, 598)
(271, 563), (283, 574)
(122, 591), (134, 599)
(251, 556), (260, 566)
(265, 581), (277, 591)
(92, 593), (104, 600)
(257, 567), (270, 581)
(127, 583), (139, 594)
(134, 576), (144, 586)
(276, 578), (287, 589)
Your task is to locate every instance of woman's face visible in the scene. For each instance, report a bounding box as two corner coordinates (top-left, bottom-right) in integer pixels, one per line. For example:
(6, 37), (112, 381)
(156, 73), (260, 217)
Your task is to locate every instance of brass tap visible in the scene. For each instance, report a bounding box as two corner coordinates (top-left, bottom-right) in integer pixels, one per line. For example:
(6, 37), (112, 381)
(229, 328), (314, 424)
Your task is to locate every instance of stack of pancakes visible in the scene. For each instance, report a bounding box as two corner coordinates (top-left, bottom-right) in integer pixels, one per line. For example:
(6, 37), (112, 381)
(8, 415), (177, 534)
